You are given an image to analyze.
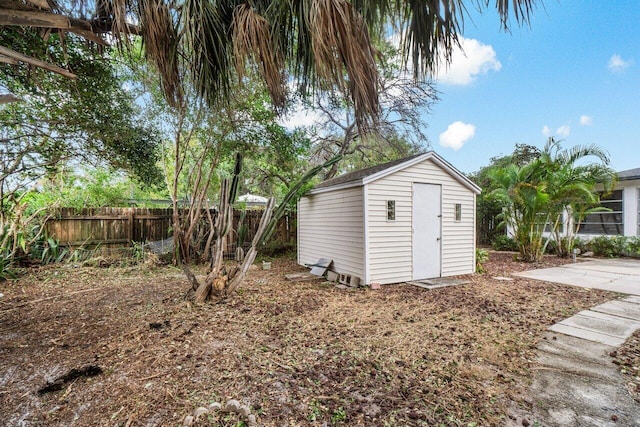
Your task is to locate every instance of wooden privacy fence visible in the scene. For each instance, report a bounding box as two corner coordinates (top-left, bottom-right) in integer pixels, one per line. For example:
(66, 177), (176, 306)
(44, 207), (296, 249)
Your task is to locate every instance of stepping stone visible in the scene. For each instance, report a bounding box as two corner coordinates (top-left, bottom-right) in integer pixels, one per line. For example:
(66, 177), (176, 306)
(548, 323), (626, 347)
(553, 310), (640, 344)
(591, 300), (640, 321)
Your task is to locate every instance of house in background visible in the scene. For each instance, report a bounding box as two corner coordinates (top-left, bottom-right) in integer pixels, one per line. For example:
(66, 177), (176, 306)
(237, 193), (269, 208)
(578, 167), (640, 237)
(297, 152), (481, 285)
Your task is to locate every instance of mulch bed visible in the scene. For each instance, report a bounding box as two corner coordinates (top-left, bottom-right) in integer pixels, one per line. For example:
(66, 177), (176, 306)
(0, 252), (620, 426)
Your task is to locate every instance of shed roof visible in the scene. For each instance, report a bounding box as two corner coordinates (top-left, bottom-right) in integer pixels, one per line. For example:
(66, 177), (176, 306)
(310, 151), (481, 194)
(617, 167), (640, 181)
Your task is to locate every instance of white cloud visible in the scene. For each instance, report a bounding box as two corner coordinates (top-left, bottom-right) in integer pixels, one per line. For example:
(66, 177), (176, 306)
(556, 125), (571, 138)
(436, 38), (502, 86)
(439, 121), (476, 151)
(542, 124), (571, 138)
(608, 54), (632, 72)
(579, 115), (593, 126)
(279, 103), (325, 130)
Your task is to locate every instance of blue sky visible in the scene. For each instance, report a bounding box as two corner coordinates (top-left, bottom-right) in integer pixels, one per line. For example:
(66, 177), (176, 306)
(428, 0), (639, 174)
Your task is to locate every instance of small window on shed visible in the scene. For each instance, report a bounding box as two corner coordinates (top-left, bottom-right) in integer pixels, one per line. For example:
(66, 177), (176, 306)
(387, 200), (396, 221)
(454, 203), (462, 221)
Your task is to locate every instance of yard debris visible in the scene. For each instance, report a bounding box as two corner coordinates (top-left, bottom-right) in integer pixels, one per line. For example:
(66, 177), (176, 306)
(308, 258), (333, 276)
(37, 365), (103, 395)
(338, 273), (360, 287)
(0, 253), (623, 426)
(407, 277), (470, 290)
(285, 273), (319, 282)
(326, 270), (339, 282)
(183, 399), (257, 426)
(149, 320), (171, 330)
(145, 236), (174, 255)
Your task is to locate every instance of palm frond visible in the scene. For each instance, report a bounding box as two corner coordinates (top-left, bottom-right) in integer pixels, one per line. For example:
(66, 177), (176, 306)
(307, 0), (380, 130)
(138, 0), (182, 107)
(232, 3), (286, 110)
(94, 0), (131, 40)
(494, 0), (536, 29)
(180, 0), (233, 107)
(402, 0), (464, 78)
(559, 143), (611, 166)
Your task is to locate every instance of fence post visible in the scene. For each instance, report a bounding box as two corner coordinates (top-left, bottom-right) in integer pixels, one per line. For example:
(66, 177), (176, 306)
(127, 209), (134, 243)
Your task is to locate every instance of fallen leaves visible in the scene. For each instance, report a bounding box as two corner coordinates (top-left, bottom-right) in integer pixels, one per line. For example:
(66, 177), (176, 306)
(0, 252), (618, 426)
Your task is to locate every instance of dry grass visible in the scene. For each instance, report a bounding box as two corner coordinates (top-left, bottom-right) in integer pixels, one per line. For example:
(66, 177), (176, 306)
(0, 252), (617, 426)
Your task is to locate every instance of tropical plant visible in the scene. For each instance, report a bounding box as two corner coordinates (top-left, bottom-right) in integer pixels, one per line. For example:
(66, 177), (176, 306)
(1, 0), (538, 130)
(488, 138), (615, 262)
(537, 139), (616, 257)
(183, 154), (341, 302)
(302, 40), (437, 180)
(488, 162), (549, 262)
(470, 144), (541, 245)
(475, 248), (489, 274)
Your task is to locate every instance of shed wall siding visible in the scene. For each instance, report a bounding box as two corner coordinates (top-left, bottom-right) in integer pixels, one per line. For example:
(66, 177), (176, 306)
(366, 159), (475, 284)
(298, 186), (365, 279)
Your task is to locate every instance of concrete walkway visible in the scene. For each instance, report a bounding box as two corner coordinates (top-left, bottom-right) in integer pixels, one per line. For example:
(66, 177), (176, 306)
(515, 258), (640, 295)
(515, 259), (640, 426)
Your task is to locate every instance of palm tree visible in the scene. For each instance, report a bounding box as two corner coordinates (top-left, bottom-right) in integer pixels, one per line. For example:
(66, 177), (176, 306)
(488, 161), (550, 262)
(489, 138), (616, 262)
(1, 0), (538, 127)
(538, 139), (616, 256)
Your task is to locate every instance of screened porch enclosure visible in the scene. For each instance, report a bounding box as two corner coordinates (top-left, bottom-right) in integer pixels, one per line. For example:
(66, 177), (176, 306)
(578, 190), (625, 235)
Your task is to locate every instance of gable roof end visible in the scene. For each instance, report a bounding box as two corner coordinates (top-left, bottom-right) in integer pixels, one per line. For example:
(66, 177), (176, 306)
(309, 151), (481, 195)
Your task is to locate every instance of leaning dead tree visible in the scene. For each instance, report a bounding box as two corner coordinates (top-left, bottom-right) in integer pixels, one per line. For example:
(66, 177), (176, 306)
(183, 153), (341, 302)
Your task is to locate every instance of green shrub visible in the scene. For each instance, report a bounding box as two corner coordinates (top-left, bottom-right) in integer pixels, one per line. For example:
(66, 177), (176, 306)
(491, 235), (518, 252)
(0, 250), (16, 281)
(624, 237), (640, 258)
(476, 248), (489, 273)
(259, 241), (296, 257)
(31, 236), (69, 265)
(588, 236), (627, 258)
(572, 237), (589, 254)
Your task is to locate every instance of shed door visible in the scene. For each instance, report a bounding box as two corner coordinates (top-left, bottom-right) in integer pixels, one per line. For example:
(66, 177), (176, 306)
(412, 183), (441, 279)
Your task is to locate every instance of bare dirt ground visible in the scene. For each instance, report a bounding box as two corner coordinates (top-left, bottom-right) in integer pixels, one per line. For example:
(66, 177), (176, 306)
(0, 252), (619, 426)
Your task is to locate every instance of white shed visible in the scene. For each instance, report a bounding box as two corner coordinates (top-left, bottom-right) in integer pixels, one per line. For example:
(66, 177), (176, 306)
(297, 152), (481, 285)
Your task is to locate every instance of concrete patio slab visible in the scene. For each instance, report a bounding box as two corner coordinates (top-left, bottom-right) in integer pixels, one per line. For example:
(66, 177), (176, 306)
(563, 259), (640, 275)
(536, 351), (617, 380)
(514, 258), (640, 295)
